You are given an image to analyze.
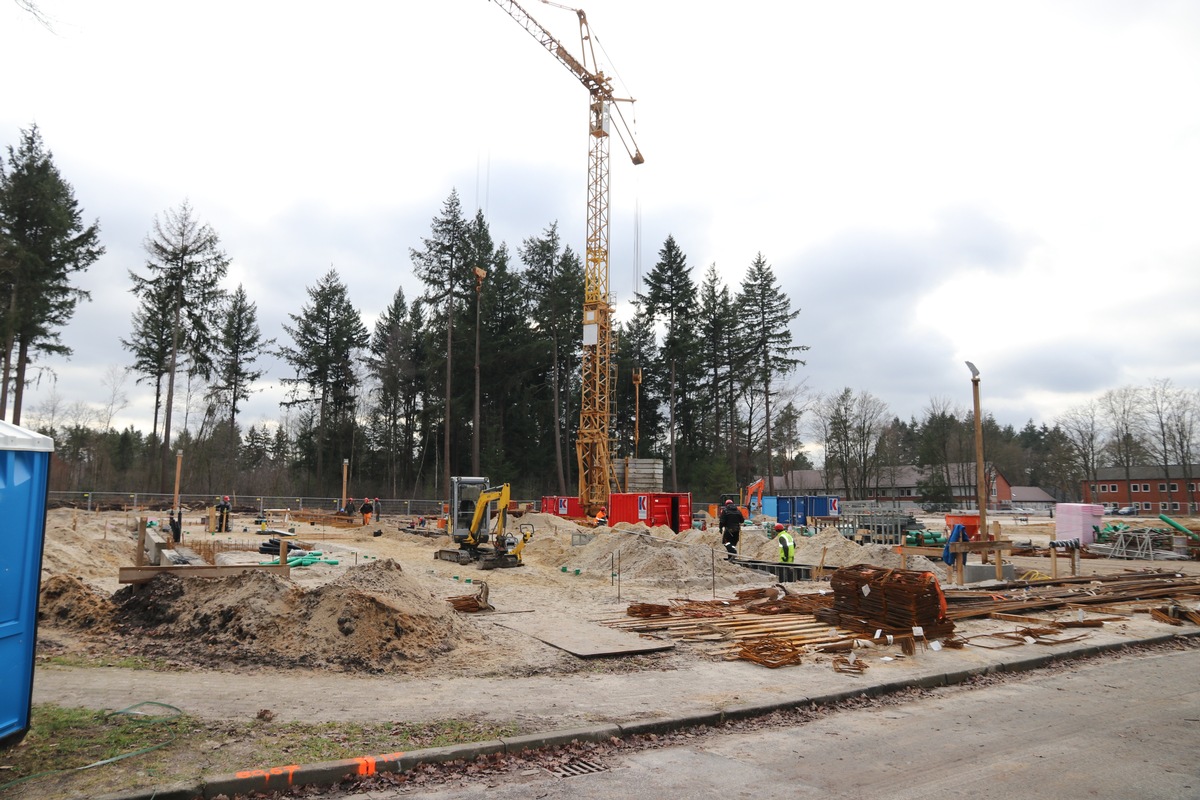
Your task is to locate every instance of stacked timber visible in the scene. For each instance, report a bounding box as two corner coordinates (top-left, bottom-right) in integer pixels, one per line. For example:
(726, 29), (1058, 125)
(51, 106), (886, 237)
(816, 565), (955, 639)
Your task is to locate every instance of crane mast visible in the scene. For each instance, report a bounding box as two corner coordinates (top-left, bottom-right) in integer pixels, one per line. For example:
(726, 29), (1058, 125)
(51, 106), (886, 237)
(488, 0), (644, 512)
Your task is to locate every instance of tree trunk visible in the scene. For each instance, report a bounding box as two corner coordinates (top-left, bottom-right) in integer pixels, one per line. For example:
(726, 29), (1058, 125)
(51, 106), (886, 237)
(0, 289), (16, 421)
(12, 335), (29, 426)
(160, 300), (184, 495)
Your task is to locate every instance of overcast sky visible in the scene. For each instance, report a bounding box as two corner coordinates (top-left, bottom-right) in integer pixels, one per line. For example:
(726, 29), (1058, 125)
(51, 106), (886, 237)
(3, 0), (1199, 444)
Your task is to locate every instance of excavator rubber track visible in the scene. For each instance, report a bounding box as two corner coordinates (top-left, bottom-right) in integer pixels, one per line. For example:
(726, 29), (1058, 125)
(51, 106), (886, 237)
(435, 549), (474, 565)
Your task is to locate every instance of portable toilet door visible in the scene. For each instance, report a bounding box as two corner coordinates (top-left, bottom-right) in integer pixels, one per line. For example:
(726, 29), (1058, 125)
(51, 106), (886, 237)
(0, 421), (53, 749)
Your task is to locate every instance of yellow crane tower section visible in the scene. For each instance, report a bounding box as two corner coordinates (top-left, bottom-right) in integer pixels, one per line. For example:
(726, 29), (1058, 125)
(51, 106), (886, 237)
(487, 0), (644, 513)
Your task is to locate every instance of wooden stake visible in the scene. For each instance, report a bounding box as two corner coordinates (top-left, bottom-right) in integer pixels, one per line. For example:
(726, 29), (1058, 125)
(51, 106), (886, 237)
(816, 546), (827, 580)
(135, 517), (147, 567)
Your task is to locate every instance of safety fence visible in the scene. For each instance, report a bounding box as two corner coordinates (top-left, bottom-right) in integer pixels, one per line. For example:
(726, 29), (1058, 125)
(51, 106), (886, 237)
(46, 491), (443, 518)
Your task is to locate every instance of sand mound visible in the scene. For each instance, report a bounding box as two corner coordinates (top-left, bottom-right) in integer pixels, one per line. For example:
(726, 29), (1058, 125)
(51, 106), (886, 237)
(522, 512), (586, 533)
(535, 527), (769, 589)
(109, 559), (472, 672)
(38, 574), (116, 632)
(730, 527), (947, 578)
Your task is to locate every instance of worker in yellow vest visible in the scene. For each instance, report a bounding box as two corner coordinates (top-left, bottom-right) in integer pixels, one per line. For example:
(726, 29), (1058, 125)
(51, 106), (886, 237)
(771, 523), (795, 564)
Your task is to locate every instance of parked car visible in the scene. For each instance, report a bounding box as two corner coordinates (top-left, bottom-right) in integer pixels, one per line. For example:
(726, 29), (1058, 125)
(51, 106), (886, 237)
(1115, 505), (1138, 516)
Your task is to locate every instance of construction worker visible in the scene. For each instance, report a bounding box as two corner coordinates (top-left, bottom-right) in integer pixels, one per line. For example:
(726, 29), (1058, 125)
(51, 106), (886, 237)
(360, 497), (374, 526)
(215, 495), (232, 533)
(771, 523), (795, 564)
(595, 506), (608, 527)
(718, 499), (744, 559)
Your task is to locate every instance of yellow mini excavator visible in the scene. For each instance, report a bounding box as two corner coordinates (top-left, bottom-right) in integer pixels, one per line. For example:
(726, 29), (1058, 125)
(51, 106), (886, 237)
(435, 478), (532, 569)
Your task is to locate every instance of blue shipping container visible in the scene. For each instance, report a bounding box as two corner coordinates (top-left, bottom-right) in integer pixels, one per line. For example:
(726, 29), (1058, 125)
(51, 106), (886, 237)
(807, 495), (841, 518)
(762, 495), (778, 520)
(0, 421), (53, 749)
(791, 496), (808, 526)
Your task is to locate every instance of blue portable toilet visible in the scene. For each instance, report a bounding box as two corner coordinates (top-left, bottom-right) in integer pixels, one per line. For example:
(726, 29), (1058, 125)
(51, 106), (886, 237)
(0, 421), (53, 749)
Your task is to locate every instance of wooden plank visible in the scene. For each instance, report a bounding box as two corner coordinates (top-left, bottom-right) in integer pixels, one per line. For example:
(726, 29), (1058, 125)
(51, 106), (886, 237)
(118, 564), (291, 584)
(895, 546), (946, 557)
(494, 613), (675, 658)
(949, 540), (1015, 553)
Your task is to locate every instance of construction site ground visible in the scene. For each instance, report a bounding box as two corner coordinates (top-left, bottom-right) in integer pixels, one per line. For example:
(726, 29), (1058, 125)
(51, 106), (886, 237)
(18, 507), (1200, 799)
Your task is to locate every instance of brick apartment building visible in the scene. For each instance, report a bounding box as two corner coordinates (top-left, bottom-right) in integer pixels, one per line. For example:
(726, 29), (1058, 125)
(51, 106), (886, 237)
(1083, 466), (1200, 514)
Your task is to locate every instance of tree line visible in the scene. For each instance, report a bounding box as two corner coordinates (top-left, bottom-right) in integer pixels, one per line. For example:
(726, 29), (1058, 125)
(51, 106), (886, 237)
(806, 380), (1199, 508)
(4, 125), (1196, 508)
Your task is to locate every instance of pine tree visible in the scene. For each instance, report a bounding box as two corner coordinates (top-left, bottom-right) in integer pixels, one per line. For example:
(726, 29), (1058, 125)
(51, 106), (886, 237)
(521, 222), (583, 493)
(129, 201), (229, 491)
(613, 303), (663, 460)
(0, 124), (104, 423)
(696, 264), (738, 459)
(120, 279), (175, 447)
(368, 287), (423, 495)
(410, 190), (469, 502)
(637, 235), (700, 490)
(736, 253), (806, 488)
(209, 284), (273, 467)
(278, 268), (369, 490)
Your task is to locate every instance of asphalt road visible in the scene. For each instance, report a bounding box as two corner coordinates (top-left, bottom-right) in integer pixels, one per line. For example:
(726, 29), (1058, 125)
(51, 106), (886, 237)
(331, 645), (1200, 800)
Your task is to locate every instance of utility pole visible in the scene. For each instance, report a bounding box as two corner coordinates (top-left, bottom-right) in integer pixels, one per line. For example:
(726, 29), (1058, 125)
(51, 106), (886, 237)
(966, 361), (988, 538)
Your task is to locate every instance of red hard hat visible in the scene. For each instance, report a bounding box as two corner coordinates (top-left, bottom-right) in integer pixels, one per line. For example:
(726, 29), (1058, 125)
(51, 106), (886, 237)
(223, 496), (229, 502)
(725, 499), (733, 505)
(775, 523), (785, 532)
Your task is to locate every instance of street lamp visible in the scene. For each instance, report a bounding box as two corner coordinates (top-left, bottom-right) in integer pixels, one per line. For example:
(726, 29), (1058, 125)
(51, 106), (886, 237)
(965, 361), (987, 541)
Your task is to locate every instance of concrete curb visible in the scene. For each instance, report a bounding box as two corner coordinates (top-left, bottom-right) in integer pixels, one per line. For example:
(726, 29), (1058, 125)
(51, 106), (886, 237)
(93, 629), (1200, 800)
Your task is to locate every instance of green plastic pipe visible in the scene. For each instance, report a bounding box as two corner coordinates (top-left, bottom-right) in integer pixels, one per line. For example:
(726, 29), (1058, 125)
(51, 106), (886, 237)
(1158, 514), (1198, 540)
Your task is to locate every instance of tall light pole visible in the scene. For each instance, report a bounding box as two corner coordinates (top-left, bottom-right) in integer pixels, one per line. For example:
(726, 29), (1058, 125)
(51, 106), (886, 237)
(965, 361), (987, 540)
(473, 266), (487, 476)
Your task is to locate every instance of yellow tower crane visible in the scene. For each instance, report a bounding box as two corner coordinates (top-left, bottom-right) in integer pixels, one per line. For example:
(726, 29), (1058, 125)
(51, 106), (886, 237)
(487, 0), (644, 512)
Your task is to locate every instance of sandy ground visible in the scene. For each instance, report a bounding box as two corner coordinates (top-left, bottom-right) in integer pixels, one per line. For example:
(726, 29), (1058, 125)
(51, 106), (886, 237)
(31, 506), (1200, 730)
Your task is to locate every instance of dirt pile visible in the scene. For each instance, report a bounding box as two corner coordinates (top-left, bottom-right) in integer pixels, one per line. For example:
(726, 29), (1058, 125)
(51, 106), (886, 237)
(38, 574), (116, 632)
(107, 559), (474, 673)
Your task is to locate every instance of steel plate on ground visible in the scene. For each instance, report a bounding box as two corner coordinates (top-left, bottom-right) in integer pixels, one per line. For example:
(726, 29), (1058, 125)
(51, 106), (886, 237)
(493, 611), (675, 658)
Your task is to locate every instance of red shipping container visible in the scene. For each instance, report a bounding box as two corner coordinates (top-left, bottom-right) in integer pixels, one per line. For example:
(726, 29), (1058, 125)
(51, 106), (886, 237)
(541, 496), (585, 518)
(608, 492), (693, 533)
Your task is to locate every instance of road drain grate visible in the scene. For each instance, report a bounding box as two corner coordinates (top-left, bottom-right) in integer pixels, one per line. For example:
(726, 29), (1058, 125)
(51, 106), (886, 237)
(547, 759), (608, 777)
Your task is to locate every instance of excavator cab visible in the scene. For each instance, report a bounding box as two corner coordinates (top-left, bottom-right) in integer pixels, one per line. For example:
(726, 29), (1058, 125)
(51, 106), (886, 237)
(448, 476), (491, 547)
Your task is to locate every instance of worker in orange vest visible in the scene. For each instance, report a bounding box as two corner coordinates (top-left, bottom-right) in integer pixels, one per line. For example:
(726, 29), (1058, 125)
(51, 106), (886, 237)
(595, 506), (608, 527)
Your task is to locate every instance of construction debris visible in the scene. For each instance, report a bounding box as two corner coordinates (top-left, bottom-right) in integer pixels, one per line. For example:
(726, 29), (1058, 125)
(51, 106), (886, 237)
(446, 581), (494, 613)
(736, 635), (804, 668)
(832, 653), (869, 674)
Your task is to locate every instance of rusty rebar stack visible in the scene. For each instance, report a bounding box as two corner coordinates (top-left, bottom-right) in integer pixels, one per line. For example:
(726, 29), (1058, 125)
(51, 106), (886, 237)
(816, 565), (954, 638)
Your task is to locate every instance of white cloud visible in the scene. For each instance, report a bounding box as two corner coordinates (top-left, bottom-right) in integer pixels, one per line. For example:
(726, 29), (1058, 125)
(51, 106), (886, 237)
(3, 0), (1198, 439)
